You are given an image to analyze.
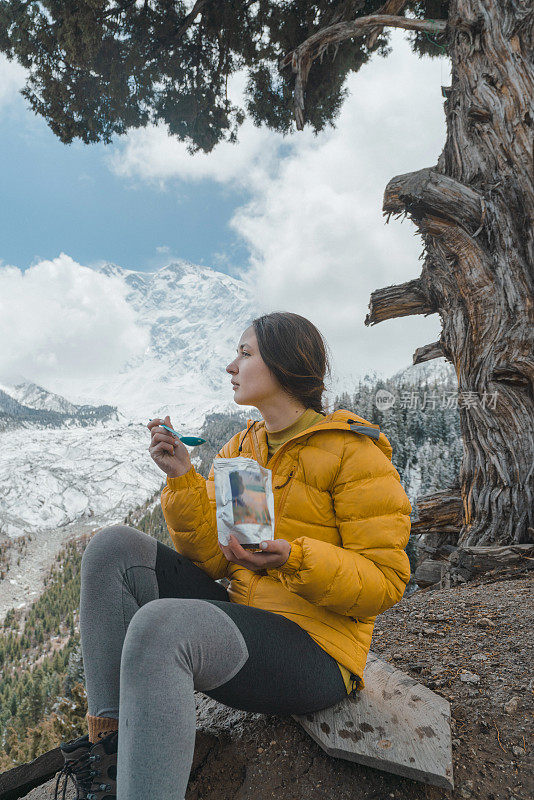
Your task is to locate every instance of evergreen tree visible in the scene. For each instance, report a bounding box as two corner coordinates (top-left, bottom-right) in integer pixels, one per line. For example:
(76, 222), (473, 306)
(63, 644), (86, 699)
(0, 1), (447, 152)
(52, 682), (88, 742)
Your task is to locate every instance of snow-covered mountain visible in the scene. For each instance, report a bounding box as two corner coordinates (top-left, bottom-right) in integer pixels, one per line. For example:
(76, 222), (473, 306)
(331, 360), (457, 396)
(0, 420), (166, 538)
(390, 359), (457, 388)
(0, 258), (455, 541)
(0, 258), (462, 620)
(0, 384), (122, 433)
(33, 260), (259, 427)
(1, 381), (81, 415)
(0, 383), (137, 537)
(0, 260), (259, 538)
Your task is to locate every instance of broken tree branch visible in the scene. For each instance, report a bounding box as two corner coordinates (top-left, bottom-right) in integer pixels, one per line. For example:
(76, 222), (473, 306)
(0, 746), (63, 800)
(365, 278), (436, 326)
(383, 168), (485, 235)
(450, 544), (534, 578)
(413, 341), (447, 364)
(280, 15), (447, 129)
(366, 1), (410, 50)
(411, 485), (463, 537)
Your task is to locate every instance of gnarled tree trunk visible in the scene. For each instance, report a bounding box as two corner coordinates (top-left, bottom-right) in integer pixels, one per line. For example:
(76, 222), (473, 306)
(285, 1), (532, 547)
(367, 0), (533, 546)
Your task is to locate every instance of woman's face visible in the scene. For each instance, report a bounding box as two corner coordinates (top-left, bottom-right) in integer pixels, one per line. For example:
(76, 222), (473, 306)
(226, 326), (281, 408)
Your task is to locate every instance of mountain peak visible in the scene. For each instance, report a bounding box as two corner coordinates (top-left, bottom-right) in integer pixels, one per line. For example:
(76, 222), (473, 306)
(154, 260), (217, 280)
(157, 259), (197, 272)
(95, 262), (125, 278)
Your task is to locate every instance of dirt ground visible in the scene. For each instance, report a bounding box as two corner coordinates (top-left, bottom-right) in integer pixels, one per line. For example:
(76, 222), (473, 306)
(24, 570), (533, 800)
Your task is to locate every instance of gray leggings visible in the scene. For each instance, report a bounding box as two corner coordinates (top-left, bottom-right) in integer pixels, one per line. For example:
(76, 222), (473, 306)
(79, 525), (348, 799)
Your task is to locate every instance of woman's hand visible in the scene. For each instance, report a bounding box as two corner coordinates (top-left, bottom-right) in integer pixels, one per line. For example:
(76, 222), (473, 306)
(219, 535), (291, 572)
(147, 415), (192, 477)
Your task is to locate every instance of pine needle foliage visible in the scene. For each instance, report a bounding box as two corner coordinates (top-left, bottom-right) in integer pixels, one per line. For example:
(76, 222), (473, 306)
(0, 1), (449, 152)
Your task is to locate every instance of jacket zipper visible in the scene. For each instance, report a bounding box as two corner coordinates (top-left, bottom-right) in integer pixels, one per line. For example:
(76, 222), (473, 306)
(251, 422), (295, 514)
(275, 468), (295, 521)
(251, 421), (306, 473)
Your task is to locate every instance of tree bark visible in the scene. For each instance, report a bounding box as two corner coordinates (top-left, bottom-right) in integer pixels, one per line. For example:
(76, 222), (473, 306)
(413, 341), (446, 364)
(286, 2), (533, 547)
(411, 485), (463, 538)
(365, 278), (436, 325)
(377, 0), (534, 546)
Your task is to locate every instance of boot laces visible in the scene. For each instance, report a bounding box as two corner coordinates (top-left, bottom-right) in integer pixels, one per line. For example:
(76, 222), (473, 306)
(54, 730), (114, 800)
(54, 748), (94, 800)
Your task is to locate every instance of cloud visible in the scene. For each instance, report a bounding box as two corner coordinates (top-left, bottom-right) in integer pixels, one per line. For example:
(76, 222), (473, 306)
(106, 71), (283, 191)
(229, 29), (451, 383)
(0, 254), (150, 385)
(0, 53), (27, 109)
(107, 117), (282, 191)
(106, 29), (452, 384)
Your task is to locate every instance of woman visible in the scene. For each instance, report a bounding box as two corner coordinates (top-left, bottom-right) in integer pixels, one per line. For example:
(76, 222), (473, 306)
(56, 311), (412, 800)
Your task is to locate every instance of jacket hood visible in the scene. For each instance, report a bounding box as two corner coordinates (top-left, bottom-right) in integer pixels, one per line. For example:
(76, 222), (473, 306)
(242, 408), (393, 462)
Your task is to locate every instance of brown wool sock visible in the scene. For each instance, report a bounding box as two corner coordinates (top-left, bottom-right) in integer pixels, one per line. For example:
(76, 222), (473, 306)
(86, 712), (119, 744)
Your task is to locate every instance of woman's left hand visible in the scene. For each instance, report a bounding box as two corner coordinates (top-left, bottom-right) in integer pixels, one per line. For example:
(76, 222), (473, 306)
(219, 535), (291, 571)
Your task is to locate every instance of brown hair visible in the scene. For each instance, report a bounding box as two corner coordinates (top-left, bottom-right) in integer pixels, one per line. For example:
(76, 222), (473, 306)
(249, 312), (332, 414)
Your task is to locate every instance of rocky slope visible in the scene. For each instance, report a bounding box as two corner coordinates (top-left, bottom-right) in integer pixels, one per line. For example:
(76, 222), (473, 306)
(26, 569), (533, 800)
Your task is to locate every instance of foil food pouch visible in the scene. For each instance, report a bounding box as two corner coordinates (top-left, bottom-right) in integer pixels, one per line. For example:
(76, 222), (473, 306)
(213, 456), (275, 549)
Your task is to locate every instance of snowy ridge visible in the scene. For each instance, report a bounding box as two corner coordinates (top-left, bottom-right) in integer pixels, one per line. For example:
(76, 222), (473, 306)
(0, 383), (123, 433)
(0, 260), (257, 539)
(36, 259), (258, 425)
(390, 359), (457, 388)
(3, 382), (81, 414)
(0, 259), (457, 542)
(0, 421), (165, 538)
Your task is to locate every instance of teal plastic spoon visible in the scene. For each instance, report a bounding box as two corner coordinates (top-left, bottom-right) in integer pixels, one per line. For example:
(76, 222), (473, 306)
(149, 419), (206, 446)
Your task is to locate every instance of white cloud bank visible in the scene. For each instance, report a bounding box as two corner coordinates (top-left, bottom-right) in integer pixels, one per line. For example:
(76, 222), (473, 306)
(106, 69), (282, 191)
(1, 30), (452, 391)
(0, 254), (150, 385)
(109, 29), (451, 384)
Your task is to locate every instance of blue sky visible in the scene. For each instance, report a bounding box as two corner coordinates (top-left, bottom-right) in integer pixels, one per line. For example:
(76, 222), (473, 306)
(0, 32), (451, 386)
(0, 94), (250, 274)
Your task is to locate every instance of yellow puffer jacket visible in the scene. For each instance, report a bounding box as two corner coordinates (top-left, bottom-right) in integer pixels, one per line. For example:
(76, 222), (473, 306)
(160, 408), (412, 693)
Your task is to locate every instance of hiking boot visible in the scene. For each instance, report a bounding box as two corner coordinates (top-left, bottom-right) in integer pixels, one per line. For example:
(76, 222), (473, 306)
(55, 729), (117, 799)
